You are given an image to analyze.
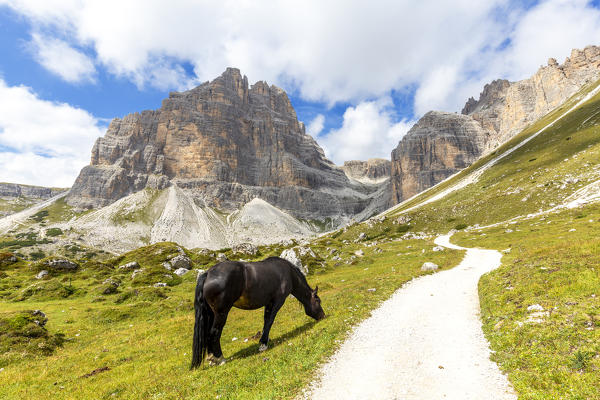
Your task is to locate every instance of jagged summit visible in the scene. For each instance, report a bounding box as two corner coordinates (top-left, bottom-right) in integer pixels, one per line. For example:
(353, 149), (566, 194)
(461, 45), (600, 148)
(390, 112), (489, 203)
(67, 68), (386, 224)
(390, 45), (600, 205)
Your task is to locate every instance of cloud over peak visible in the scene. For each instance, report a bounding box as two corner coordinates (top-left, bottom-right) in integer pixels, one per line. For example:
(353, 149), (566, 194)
(0, 78), (104, 186)
(28, 33), (97, 84)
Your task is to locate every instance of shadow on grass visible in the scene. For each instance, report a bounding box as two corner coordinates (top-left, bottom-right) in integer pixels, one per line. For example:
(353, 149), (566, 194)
(228, 320), (317, 361)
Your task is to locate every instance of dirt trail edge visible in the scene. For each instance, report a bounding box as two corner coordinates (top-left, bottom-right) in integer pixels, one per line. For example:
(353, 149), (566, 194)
(301, 234), (516, 400)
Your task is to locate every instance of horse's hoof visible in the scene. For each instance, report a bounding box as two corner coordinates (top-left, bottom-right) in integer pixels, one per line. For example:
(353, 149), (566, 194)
(208, 355), (226, 366)
(258, 343), (268, 352)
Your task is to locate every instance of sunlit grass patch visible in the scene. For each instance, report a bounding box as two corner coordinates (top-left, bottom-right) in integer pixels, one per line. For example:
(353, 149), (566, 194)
(0, 236), (463, 399)
(455, 203), (600, 399)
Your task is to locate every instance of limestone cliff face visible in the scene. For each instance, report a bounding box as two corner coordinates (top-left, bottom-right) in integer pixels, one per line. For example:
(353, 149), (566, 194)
(0, 183), (66, 199)
(67, 68), (382, 221)
(342, 159), (391, 184)
(462, 45), (600, 148)
(0, 183), (68, 218)
(390, 112), (488, 203)
(390, 45), (600, 205)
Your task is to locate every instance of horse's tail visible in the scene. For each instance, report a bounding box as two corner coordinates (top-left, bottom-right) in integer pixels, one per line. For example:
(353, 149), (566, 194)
(191, 271), (212, 369)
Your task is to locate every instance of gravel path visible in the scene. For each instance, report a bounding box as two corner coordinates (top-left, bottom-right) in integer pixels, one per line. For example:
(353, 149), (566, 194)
(302, 235), (516, 400)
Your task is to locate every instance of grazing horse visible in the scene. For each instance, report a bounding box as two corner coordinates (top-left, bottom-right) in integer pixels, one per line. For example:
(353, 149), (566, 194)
(191, 256), (325, 368)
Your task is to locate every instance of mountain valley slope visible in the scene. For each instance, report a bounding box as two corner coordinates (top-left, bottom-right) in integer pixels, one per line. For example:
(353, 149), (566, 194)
(1, 47), (600, 400)
(390, 45), (600, 205)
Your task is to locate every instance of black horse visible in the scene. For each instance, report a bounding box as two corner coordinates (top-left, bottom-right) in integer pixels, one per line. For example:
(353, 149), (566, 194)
(191, 256), (325, 368)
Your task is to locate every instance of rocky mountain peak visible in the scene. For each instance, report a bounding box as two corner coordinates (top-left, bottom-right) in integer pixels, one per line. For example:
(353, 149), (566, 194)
(390, 44), (600, 206)
(460, 45), (600, 148)
(565, 45), (600, 69)
(461, 79), (510, 115)
(390, 111), (488, 204)
(67, 68), (386, 224)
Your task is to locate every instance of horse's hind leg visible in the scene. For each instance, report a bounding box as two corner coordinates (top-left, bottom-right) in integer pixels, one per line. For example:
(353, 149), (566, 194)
(208, 309), (230, 365)
(259, 298), (285, 351)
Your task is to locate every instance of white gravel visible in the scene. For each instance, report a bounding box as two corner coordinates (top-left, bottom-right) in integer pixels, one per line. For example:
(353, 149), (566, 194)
(302, 234), (516, 400)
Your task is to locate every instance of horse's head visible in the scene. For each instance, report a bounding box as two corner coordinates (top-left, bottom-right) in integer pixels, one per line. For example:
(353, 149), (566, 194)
(305, 286), (325, 321)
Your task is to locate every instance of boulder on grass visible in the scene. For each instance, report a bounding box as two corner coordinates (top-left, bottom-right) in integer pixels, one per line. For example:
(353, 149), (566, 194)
(43, 258), (79, 272)
(280, 248), (307, 275)
(174, 268), (189, 276)
(421, 262), (439, 272)
(119, 261), (140, 270)
(232, 243), (258, 255)
(36, 270), (49, 280)
(169, 255), (192, 270)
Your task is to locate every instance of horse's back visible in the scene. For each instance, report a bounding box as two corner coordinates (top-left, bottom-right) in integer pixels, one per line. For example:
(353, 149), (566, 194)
(203, 261), (246, 310)
(243, 257), (294, 287)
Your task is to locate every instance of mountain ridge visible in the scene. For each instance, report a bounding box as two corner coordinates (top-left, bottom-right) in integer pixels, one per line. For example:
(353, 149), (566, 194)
(67, 67), (387, 225)
(389, 44), (600, 205)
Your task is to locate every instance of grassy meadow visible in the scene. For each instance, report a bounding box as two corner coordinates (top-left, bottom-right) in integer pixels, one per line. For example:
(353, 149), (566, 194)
(1, 74), (600, 400)
(452, 203), (600, 399)
(0, 234), (463, 399)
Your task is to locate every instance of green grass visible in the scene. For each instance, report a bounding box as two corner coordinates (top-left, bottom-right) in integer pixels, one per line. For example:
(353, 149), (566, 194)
(365, 77), (600, 398)
(45, 228), (63, 237)
(0, 231), (51, 250)
(0, 238), (463, 399)
(452, 203), (600, 399)
(387, 78), (600, 233)
(0, 197), (38, 216)
(1, 76), (600, 399)
(390, 79), (600, 217)
(0, 310), (65, 367)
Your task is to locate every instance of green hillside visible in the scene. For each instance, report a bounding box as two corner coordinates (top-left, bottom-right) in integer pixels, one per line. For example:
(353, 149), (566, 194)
(454, 203), (600, 399)
(1, 76), (600, 399)
(387, 78), (600, 231)
(377, 78), (600, 399)
(0, 235), (463, 399)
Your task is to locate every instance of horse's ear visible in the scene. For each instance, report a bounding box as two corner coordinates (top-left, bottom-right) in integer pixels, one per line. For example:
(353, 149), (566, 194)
(314, 286), (318, 294)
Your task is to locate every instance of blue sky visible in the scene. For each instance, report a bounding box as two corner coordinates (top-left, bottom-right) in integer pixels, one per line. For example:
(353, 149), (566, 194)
(0, 6), (417, 136)
(0, 0), (600, 187)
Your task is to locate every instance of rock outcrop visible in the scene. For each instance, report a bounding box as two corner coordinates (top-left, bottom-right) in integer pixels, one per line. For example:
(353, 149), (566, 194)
(67, 68), (383, 222)
(0, 183), (66, 199)
(342, 159), (391, 184)
(0, 183), (68, 218)
(391, 45), (600, 205)
(462, 45), (600, 149)
(390, 112), (488, 203)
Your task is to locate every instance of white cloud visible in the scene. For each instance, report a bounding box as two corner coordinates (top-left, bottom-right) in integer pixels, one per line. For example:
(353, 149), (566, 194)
(453, 0), (600, 112)
(499, 0), (600, 80)
(414, 66), (460, 116)
(318, 98), (414, 164)
(0, 79), (104, 187)
(29, 33), (97, 83)
(2, 1), (599, 108)
(0, 152), (89, 189)
(1, 0), (509, 101)
(2, 0), (600, 164)
(5, 1), (600, 107)
(306, 114), (325, 137)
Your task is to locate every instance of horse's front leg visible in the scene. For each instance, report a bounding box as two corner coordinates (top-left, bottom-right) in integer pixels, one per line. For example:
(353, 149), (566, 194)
(259, 298), (285, 352)
(208, 310), (230, 365)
